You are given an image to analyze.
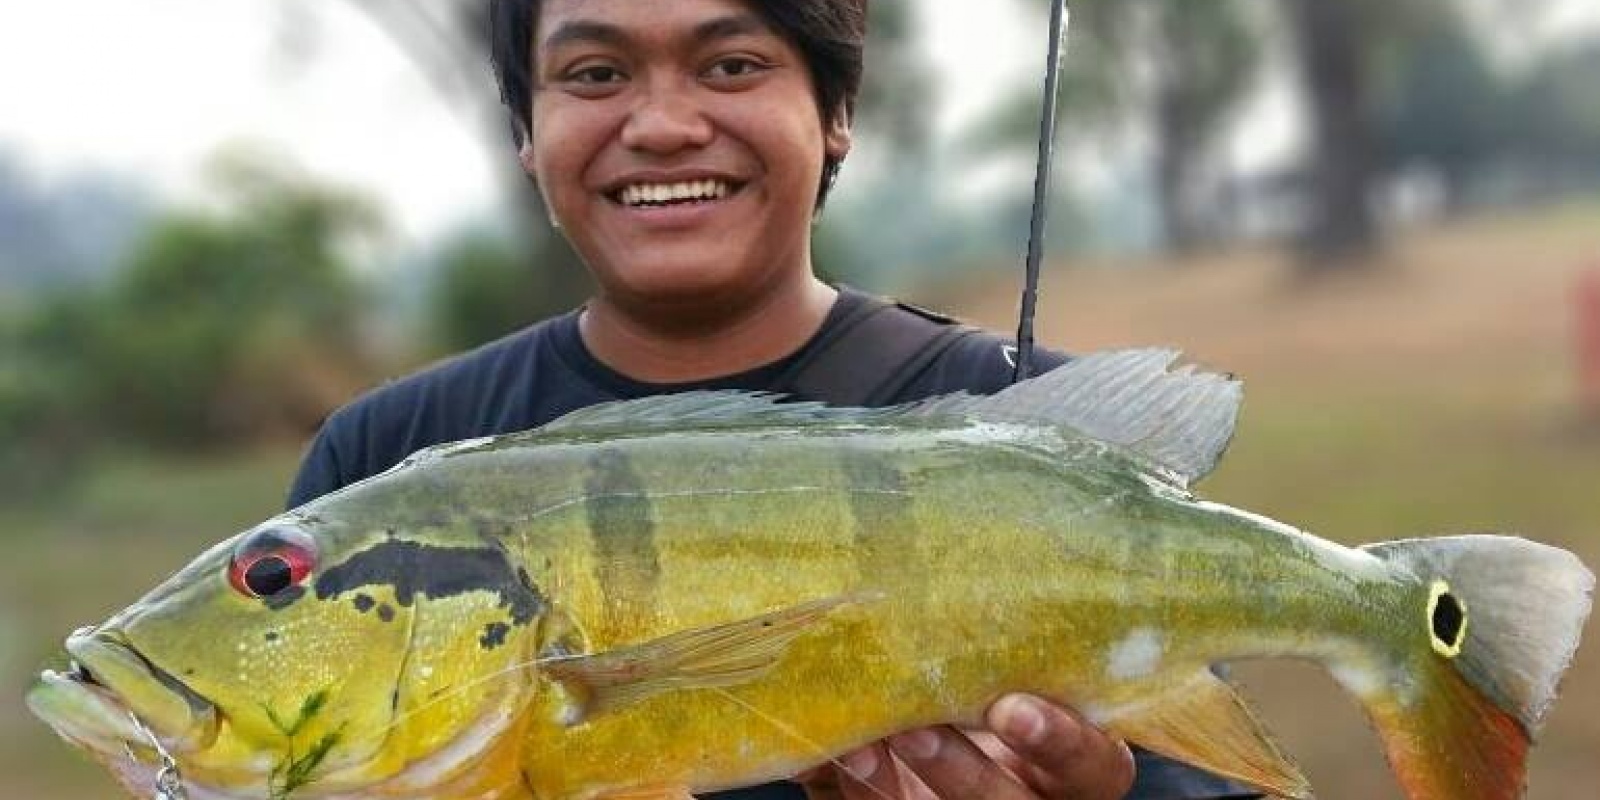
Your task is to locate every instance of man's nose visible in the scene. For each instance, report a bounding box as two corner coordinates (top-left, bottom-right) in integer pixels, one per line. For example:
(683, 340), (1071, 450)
(620, 80), (714, 154)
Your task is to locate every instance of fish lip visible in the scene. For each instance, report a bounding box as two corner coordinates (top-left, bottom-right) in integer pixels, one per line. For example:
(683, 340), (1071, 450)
(57, 629), (220, 751)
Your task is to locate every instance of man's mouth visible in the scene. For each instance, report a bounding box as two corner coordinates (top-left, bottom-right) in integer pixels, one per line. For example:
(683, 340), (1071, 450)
(608, 179), (743, 208)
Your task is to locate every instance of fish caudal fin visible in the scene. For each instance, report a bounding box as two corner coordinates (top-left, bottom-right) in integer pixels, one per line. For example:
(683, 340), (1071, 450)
(1106, 671), (1311, 799)
(1350, 535), (1594, 800)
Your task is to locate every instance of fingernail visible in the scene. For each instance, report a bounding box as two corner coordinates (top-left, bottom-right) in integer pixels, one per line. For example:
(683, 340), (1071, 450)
(841, 746), (879, 780)
(890, 729), (941, 760)
(995, 695), (1048, 746)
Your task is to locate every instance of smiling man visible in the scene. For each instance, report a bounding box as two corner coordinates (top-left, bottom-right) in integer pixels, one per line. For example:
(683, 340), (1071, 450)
(287, 1), (1249, 798)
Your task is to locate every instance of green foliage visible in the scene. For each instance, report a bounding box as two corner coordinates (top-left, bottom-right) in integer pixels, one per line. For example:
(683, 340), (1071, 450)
(1375, 31), (1600, 206)
(965, 0), (1262, 250)
(1375, 23), (1505, 184)
(0, 154), (383, 479)
(429, 233), (543, 352)
(1509, 44), (1600, 163)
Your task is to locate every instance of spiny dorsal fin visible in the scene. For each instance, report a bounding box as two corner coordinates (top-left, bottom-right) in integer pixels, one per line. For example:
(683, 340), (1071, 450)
(540, 393), (867, 435)
(915, 349), (1242, 486)
(529, 349), (1241, 485)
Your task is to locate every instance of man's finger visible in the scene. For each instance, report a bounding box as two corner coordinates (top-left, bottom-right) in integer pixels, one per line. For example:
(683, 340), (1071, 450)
(987, 694), (1135, 800)
(887, 725), (1036, 800)
(836, 743), (913, 800)
(796, 745), (909, 800)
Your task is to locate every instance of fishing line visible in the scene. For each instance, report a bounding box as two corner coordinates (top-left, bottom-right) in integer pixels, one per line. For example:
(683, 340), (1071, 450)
(1013, 0), (1073, 383)
(703, 686), (899, 800)
(126, 711), (188, 800)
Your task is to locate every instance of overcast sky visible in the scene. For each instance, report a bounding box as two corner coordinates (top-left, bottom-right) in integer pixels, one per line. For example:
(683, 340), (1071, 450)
(1, 1), (1596, 240)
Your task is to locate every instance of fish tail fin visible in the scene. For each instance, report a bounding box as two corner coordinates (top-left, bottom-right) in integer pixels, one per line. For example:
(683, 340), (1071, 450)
(1341, 535), (1592, 800)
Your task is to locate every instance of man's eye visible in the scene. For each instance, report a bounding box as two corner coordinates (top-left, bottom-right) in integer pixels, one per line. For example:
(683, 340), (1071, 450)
(705, 57), (769, 81)
(568, 65), (626, 85)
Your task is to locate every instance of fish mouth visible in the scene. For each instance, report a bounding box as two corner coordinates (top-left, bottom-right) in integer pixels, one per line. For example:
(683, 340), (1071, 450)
(29, 628), (219, 756)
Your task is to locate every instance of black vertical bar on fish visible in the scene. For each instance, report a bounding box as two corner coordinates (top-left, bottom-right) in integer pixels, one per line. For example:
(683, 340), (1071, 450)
(1013, 0), (1072, 383)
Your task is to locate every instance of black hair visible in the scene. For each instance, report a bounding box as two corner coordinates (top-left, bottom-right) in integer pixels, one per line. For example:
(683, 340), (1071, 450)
(489, 0), (867, 208)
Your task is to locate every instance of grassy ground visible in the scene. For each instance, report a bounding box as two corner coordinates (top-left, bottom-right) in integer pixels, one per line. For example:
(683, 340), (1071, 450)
(6, 204), (1600, 797)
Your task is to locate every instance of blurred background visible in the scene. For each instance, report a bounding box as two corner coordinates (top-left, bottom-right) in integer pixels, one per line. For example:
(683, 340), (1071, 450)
(3, 0), (1600, 796)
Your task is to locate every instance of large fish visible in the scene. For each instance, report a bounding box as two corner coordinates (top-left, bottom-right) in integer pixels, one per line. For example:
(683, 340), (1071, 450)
(28, 350), (1594, 800)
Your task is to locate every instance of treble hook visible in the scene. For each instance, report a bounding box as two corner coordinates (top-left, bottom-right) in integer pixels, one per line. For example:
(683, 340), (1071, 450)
(124, 712), (189, 800)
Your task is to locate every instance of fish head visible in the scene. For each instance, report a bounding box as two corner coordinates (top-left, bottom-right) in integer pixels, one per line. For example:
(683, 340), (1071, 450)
(29, 507), (546, 798)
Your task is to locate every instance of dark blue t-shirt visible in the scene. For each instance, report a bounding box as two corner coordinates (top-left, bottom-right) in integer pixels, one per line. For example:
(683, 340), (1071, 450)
(287, 287), (1253, 799)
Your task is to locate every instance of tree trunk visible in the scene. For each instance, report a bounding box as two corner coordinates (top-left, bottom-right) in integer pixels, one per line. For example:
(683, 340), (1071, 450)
(1155, 71), (1210, 254)
(1286, 0), (1379, 269)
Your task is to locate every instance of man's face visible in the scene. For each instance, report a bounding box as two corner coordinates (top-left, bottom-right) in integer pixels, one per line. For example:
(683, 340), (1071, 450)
(524, 0), (852, 311)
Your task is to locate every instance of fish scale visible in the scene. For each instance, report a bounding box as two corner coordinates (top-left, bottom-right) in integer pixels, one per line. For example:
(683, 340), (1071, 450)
(487, 421), (1375, 797)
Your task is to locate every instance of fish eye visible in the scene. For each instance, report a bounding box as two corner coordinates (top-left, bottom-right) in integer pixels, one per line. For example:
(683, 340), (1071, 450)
(229, 527), (317, 600)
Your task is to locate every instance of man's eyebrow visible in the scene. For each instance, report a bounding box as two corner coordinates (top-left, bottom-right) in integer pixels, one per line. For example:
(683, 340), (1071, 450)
(692, 13), (773, 44)
(542, 20), (630, 52)
(542, 14), (771, 54)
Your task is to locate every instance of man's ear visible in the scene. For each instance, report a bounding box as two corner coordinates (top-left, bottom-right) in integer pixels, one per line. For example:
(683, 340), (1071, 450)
(517, 136), (539, 180)
(824, 107), (853, 162)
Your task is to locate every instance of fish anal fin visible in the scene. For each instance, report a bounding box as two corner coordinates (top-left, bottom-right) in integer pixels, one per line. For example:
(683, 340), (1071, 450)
(1105, 672), (1312, 800)
(594, 784), (695, 800)
(542, 593), (876, 722)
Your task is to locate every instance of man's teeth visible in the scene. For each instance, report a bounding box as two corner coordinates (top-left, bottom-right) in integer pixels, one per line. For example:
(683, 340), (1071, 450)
(619, 180), (732, 207)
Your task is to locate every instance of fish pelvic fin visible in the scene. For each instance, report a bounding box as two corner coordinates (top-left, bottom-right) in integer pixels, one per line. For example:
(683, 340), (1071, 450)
(1347, 535), (1594, 800)
(1103, 671), (1311, 799)
(541, 593), (877, 724)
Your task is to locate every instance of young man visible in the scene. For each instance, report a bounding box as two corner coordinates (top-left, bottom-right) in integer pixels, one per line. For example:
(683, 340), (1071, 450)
(289, 1), (1249, 798)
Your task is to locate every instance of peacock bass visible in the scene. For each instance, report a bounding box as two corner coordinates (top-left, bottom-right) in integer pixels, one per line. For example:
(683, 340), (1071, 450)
(28, 350), (1594, 800)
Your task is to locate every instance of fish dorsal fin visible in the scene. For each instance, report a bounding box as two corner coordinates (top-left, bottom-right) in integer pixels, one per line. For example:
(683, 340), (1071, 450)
(541, 593), (875, 723)
(541, 393), (866, 435)
(918, 349), (1241, 486)
(1104, 671), (1310, 799)
(534, 349), (1240, 485)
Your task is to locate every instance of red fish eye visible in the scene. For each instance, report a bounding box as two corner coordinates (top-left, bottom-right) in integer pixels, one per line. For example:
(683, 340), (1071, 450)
(228, 527), (317, 600)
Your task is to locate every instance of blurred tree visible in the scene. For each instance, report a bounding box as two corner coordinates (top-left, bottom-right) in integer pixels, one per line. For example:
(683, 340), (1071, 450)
(0, 295), (103, 499)
(1509, 43), (1600, 170)
(335, 0), (590, 321)
(1281, 0), (1564, 266)
(1374, 21), (1506, 213)
(972, 0), (1262, 253)
(84, 156), (377, 447)
(1282, 0), (1382, 266)
(860, 1), (935, 164)
(430, 232), (544, 352)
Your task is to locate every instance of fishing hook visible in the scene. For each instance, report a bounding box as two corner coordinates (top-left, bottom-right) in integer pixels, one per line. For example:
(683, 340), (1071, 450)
(1013, 0), (1073, 383)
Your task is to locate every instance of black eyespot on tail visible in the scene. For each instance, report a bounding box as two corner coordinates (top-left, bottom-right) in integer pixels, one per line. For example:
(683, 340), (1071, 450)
(1428, 580), (1468, 657)
(1433, 593), (1465, 644)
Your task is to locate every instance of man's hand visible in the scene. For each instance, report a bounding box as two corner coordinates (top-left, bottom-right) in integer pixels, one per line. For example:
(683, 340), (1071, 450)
(795, 694), (1134, 800)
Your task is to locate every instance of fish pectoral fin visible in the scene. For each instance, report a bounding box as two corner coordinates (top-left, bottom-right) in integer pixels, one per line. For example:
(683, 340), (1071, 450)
(594, 784), (696, 800)
(542, 592), (876, 722)
(1103, 671), (1312, 800)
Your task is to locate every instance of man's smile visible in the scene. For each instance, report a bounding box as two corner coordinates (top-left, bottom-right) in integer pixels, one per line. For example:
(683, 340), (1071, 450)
(611, 179), (741, 207)
(597, 170), (752, 231)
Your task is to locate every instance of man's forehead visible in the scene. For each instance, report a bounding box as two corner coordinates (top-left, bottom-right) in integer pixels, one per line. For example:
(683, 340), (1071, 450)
(536, 0), (775, 50)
